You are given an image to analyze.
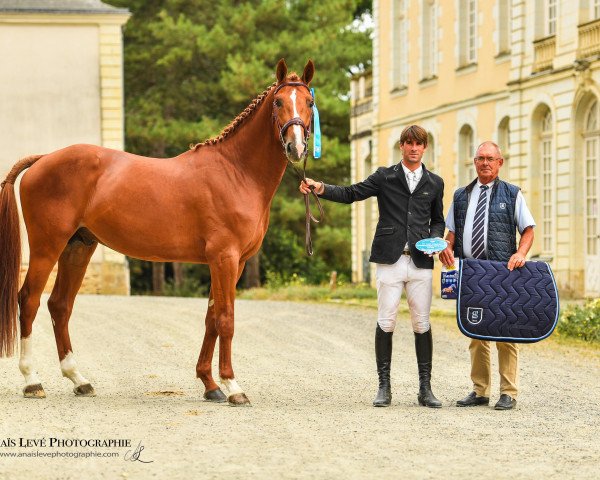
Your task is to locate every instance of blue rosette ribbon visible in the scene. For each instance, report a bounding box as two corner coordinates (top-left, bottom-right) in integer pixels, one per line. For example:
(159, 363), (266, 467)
(310, 88), (321, 159)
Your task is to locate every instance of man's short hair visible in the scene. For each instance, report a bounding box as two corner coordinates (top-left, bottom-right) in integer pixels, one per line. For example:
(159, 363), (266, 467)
(399, 125), (428, 147)
(476, 141), (503, 158)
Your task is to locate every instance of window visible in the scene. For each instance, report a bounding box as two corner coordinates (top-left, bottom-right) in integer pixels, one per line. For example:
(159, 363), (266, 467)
(497, 0), (510, 54)
(459, 125), (475, 184)
(468, 0), (477, 61)
(497, 117), (510, 157)
(459, 0), (477, 65)
(584, 100), (599, 257)
(541, 111), (554, 255)
(546, 0), (557, 36)
(424, 133), (436, 172)
(421, 0), (437, 79)
(586, 100), (598, 130)
(498, 117), (510, 179)
(365, 77), (373, 98)
(393, 139), (403, 166)
(392, 0), (408, 90)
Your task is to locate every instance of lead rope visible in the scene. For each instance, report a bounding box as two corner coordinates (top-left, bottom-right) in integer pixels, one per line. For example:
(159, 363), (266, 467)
(274, 81), (323, 255)
(287, 157), (324, 256)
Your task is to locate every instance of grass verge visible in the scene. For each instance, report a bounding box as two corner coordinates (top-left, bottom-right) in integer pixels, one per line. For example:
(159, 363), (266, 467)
(238, 284), (599, 349)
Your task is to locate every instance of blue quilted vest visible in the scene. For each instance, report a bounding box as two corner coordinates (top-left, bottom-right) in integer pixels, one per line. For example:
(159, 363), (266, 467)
(453, 178), (519, 262)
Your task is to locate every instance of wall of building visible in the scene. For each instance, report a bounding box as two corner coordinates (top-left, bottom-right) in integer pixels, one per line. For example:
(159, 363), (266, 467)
(350, 73), (375, 283)
(507, 0), (600, 296)
(353, 0), (600, 298)
(0, 9), (130, 294)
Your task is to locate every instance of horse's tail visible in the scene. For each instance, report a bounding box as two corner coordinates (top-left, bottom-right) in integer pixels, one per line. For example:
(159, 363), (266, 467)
(0, 154), (44, 357)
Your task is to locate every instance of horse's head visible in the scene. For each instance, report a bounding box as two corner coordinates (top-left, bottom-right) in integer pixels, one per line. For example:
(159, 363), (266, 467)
(273, 59), (315, 164)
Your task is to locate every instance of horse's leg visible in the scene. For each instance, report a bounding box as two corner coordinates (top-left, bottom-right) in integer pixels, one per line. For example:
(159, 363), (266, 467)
(196, 288), (227, 403)
(18, 254), (61, 398)
(47, 241), (97, 397)
(198, 259), (247, 404)
(212, 257), (249, 406)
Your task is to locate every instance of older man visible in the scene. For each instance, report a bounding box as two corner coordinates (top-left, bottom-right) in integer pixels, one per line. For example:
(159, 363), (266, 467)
(439, 141), (535, 410)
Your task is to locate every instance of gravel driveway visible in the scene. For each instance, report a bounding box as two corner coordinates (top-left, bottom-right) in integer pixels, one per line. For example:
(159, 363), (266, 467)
(0, 295), (598, 479)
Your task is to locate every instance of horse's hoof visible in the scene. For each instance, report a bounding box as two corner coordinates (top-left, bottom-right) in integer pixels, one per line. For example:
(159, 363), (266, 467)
(23, 384), (46, 398)
(228, 393), (251, 406)
(73, 384), (96, 397)
(204, 388), (227, 403)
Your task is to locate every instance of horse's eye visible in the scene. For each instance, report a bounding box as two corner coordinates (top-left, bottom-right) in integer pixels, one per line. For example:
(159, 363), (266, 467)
(308, 100), (314, 108)
(275, 99), (283, 107)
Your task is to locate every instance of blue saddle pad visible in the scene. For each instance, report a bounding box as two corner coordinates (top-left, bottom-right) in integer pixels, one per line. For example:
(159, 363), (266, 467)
(457, 258), (559, 343)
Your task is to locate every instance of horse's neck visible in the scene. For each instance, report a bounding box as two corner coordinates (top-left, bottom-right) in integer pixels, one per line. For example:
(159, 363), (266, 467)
(222, 96), (287, 199)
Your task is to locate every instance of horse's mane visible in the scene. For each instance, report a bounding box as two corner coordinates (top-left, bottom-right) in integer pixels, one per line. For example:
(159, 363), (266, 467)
(190, 74), (302, 150)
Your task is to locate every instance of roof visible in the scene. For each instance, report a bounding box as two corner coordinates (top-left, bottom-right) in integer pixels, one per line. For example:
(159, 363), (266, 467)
(0, 1), (128, 14)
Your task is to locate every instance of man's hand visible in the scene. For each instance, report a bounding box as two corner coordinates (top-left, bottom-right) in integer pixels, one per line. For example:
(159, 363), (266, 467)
(507, 226), (534, 271)
(299, 178), (324, 195)
(439, 245), (455, 267)
(507, 253), (526, 271)
(439, 232), (455, 267)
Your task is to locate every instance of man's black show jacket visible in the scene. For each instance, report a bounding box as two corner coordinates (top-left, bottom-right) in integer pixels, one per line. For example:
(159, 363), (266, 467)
(320, 163), (445, 269)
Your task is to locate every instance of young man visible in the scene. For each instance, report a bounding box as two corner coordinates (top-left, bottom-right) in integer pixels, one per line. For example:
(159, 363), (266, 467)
(439, 141), (535, 410)
(300, 125), (445, 408)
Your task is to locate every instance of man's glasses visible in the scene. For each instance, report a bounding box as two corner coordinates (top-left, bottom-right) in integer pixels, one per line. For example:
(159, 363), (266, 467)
(474, 156), (500, 164)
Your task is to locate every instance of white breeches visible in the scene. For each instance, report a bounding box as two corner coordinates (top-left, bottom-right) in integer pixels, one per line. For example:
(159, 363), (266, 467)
(376, 255), (433, 334)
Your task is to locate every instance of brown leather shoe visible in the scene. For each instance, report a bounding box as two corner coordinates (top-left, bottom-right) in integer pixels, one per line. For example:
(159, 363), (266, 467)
(494, 394), (516, 410)
(456, 391), (489, 407)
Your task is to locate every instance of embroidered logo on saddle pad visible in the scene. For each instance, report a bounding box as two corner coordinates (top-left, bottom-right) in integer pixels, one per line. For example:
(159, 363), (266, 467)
(467, 307), (484, 324)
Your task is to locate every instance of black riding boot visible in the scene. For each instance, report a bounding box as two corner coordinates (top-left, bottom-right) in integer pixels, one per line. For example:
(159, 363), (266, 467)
(373, 325), (393, 407)
(414, 329), (442, 408)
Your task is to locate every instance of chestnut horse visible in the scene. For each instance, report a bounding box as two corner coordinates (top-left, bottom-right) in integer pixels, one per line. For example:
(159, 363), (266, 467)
(0, 59), (315, 406)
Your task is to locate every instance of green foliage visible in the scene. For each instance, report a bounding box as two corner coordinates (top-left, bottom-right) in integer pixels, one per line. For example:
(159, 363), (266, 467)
(127, 257), (152, 294)
(557, 299), (600, 343)
(128, 258), (211, 295)
(163, 277), (209, 297)
(105, 0), (372, 291)
(260, 217), (337, 286)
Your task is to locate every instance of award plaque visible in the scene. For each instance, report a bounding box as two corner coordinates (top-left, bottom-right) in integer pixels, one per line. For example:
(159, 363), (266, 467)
(415, 238), (447, 255)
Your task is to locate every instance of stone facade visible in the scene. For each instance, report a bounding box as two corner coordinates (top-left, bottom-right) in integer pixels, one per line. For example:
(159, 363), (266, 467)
(354, 0), (600, 298)
(350, 72), (375, 283)
(0, 1), (131, 295)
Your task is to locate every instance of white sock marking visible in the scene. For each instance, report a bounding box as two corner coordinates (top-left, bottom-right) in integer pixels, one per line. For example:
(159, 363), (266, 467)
(60, 352), (90, 387)
(221, 378), (244, 396)
(19, 336), (41, 386)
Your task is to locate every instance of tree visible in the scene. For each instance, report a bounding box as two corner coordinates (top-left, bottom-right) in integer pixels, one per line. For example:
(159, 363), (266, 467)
(106, 0), (372, 292)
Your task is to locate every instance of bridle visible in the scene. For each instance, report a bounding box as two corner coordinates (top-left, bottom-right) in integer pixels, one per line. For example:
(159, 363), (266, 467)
(272, 81), (324, 256)
(272, 81), (312, 152)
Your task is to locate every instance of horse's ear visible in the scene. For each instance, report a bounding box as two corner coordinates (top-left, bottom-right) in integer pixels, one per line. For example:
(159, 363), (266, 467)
(302, 59), (315, 85)
(276, 58), (288, 84)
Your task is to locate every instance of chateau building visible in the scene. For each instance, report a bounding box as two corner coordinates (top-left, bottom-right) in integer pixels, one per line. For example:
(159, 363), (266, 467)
(0, 0), (130, 294)
(351, 0), (600, 297)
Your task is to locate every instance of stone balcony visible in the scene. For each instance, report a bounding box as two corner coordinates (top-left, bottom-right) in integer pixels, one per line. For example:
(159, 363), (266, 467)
(578, 18), (600, 59)
(351, 100), (373, 117)
(532, 35), (556, 73)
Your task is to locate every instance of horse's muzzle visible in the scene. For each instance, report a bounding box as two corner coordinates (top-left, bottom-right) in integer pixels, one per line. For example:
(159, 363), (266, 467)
(285, 140), (307, 163)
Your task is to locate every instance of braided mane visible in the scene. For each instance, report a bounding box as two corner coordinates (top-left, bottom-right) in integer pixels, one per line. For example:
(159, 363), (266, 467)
(190, 74), (302, 150)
